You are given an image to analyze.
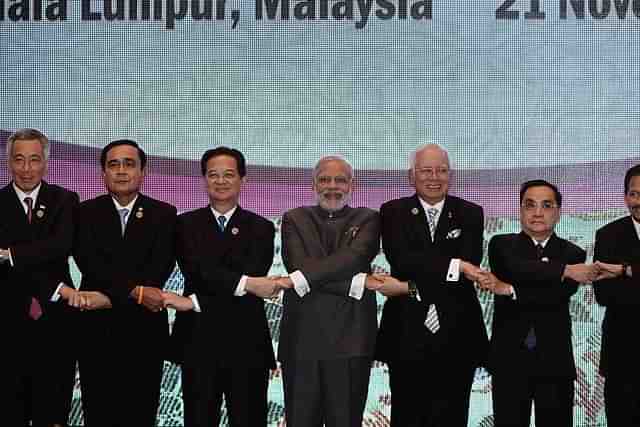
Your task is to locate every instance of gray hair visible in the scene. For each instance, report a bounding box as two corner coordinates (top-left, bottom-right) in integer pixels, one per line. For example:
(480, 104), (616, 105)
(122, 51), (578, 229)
(6, 128), (50, 160)
(312, 155), (354, 180)
(408, 143), (450, 171)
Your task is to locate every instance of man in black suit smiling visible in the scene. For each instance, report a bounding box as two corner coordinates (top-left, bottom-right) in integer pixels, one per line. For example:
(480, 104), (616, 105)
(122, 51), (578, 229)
(375, 143), (488, 427)
(164, 147), (284, 427)
(1, 128), (80, 427)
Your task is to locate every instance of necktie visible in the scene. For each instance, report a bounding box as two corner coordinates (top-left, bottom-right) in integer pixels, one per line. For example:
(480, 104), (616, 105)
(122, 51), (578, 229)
(427, 208), (438, 241)
(425, 304), (440, 333)
(524, 243), (545, 350)
(217, 215), (227, 231)
(24, 197), (42, 320)
(24, 197), (33, 224)
(119, 208), (130, 236)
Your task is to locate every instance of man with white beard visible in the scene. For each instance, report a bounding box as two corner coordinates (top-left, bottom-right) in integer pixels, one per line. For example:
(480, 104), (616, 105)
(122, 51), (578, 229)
(276, 155), (381, 427)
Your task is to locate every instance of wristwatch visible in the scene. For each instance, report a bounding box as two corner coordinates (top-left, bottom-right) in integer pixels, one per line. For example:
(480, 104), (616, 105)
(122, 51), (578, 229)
(622, 262), (631, 278)
(408, 280), (418, 299)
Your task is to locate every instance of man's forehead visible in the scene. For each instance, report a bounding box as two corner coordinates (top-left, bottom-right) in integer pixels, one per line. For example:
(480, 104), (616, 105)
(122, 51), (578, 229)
(317, 161), (350, 176)
(12, 140), (44, 156)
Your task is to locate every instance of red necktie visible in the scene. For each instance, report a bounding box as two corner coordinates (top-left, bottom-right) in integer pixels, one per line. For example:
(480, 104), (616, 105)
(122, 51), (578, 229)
(24, 197), (43, 320)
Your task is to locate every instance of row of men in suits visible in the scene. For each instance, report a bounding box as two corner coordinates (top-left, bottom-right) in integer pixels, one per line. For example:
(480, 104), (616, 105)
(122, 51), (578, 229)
(1, 128), (638, 427)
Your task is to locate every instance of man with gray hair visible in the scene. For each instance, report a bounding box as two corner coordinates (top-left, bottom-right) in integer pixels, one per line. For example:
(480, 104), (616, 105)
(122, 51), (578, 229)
(1, 128), (80, 427)
(276, 155), (381, 426)
(375, 143), (488, 426)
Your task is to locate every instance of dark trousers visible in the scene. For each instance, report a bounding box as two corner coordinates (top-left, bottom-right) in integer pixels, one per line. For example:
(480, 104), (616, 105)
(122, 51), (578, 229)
(22, 315), (76, 427)
(78, 321), (163, 427)
(281, 357), (372, 427)
(387, 361), (476, 427)
(492, 371), (574, 427)
(604, 375), (640, 427)
(181, 359), (269, 427)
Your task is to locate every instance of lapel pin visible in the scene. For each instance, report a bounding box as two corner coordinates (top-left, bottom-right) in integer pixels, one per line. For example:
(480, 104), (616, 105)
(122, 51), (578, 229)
(135, 207), (144, 219)
(36, 210), (45, 218)
(411, 207), (419, 215)
(448, 211), (452, 219)
(231, 227), (239, 235)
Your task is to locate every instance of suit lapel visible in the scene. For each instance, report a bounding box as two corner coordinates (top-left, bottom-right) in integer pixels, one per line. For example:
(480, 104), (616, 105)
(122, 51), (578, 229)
(433, 197), (453, 243)
(408, 195), (432, 245)
(517, 231), (538, 260)
(621, 217), (640, 261)
(31, 181), (52, 236)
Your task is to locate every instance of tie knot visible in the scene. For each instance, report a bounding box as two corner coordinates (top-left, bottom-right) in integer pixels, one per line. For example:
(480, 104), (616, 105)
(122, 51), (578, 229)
(536, 243), (544, 257)
(24, 197), (33, 208)
(119, 208), (130, 220)
(427, 208), (438, 220)
(217, 215), (227, 231)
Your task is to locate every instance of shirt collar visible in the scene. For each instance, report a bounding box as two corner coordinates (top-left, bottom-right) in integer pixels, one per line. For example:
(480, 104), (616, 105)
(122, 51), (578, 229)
(13, 182), (42, 205)
(211, 205), (237, 221)
(632, 217), (640, 240)
(418, 197), (445, 213)
(530, 234), (552, 248)
(112, 195), (138, 212)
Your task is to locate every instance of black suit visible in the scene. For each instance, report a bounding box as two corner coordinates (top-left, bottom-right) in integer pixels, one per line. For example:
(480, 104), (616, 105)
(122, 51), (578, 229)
(0, 181), (78, 427)
(171, 206), (275, 427)
(73, 194), (176, 427)
(375, 194), (487, 427)
(593, 216), (640, 426)
(488, 232), (584, 426)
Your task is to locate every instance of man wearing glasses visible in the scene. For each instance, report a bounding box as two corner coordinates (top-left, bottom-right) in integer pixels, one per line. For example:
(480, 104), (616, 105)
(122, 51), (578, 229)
(484, 179), (597, 426)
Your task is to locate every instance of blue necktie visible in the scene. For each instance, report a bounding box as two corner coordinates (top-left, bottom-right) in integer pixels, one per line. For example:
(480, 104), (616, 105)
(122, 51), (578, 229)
(119, 208), (130, 236)
(217, 215), (227, 231)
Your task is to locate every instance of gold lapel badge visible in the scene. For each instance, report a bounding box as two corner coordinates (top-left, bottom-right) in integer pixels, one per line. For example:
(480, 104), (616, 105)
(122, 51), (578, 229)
(36, 205), (45, 218)
(135, 207), (144, 219)
(411, 207), (419, 215)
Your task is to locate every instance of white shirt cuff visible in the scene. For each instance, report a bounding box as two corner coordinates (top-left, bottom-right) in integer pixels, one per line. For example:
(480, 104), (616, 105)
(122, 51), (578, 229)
(189, 294), (202, 312)
(8, 248), (14, 267)
(446, 258), (460, 282)
(290, 270), (310, 297)
(235, 275), (248, 296)
(349, 273), (366, 300)
(510, 286), (518, 300)
(51, 282), (66, 302)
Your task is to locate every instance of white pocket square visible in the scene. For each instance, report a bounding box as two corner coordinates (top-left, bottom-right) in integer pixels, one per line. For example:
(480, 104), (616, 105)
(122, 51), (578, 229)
(446, 229), (462, 239)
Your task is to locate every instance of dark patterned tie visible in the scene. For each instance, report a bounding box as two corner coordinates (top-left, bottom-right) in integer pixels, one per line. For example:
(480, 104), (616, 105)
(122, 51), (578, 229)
(25, 197), (33, 224)
(524, 243), (545, 350)
(25, 197), (42, 320)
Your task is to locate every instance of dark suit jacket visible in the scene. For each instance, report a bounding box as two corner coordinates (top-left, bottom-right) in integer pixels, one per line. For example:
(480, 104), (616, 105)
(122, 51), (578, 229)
(375, 194), (488, 367)
(171, 206), (276, 369)
(488, 232), (584, 378)
(73, 193), (176, 352)
(0, 181), (78, 327)
(278, 206), (380, 362)
(593, 216), (640, 379)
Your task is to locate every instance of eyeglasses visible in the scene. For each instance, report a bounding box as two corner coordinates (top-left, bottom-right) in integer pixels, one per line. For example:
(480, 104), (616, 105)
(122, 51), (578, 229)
(414, 167), (449, 178)
(522, 200), (558, 212)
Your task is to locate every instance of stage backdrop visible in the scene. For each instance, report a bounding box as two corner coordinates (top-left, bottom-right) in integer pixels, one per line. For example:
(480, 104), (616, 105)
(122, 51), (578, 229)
(2, 1), (640, 425)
